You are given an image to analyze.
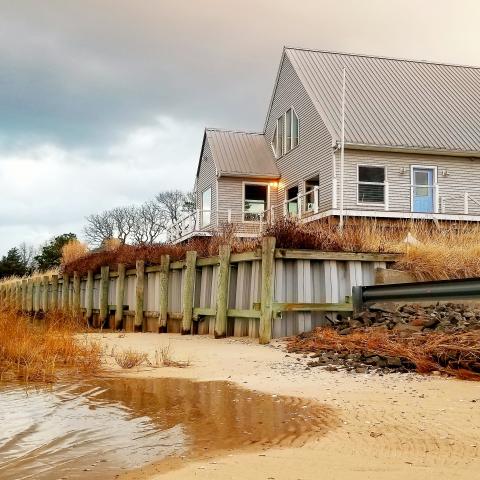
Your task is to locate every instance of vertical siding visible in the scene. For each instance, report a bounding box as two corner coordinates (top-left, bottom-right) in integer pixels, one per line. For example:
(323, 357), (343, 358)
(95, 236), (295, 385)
(264, 56), (334, 211)
(340, 149), (480, 215)
(196, 138), (218, 228)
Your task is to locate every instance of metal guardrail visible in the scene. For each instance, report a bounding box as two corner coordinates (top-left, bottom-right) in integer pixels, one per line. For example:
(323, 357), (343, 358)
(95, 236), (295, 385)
(352, 277), (480, 314)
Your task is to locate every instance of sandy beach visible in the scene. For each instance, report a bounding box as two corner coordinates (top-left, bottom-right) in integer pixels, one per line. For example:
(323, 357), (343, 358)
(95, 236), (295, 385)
(90, 332), (480, 480)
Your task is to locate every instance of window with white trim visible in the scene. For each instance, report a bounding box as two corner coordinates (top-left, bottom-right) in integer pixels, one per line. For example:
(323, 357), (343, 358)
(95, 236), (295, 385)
(271, 108), (299, 158)
(357, 166), (385, 204)
(244, 184), (268, 221)
(201, 187), (211, 226)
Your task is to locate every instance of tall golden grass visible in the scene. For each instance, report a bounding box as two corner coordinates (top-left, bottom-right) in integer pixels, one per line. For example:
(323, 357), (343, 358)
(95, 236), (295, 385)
(61, 239), (89, 265)
(0, 306), (102, 383)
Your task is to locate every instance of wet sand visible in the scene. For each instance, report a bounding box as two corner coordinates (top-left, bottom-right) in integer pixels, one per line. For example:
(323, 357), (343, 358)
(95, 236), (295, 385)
(95, 332), (480, 480)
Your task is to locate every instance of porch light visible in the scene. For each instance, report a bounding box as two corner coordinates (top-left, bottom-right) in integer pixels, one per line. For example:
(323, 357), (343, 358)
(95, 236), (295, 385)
(270, 181), (279, 188)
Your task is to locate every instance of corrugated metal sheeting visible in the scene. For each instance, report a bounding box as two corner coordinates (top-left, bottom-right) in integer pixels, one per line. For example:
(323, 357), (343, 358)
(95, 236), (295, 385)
(285, 47), (480, 152)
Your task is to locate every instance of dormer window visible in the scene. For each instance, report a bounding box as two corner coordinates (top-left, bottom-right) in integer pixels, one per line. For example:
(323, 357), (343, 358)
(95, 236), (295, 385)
(271, 108), (299, 158)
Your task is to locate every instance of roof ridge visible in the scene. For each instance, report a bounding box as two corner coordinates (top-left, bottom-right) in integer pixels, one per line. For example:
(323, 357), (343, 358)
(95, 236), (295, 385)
(205, 127), (264, 136)
(284, 46), (480, 71)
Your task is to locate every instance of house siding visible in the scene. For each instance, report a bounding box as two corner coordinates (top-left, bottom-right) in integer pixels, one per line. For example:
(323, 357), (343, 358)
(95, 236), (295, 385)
(196, 138), (218, 229)
(264, 55), (334, 212)
(339, 149), (480, 215)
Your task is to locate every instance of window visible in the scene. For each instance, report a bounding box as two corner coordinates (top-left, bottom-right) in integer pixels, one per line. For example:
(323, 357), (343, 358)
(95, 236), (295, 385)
(244, 184), (268, 221)
(271, 108), (299, 158)
(286, 185), (299, 216)
(201, 187), (211, 226)
(357, 166), (385, 204)
(305, 176), (319, 212)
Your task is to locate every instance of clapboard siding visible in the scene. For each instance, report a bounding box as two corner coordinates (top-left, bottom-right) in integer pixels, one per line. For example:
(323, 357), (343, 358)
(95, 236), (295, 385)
(264, 55), (334, 211)
(340, 149), (480, 214)
(196, 138), (218, 228)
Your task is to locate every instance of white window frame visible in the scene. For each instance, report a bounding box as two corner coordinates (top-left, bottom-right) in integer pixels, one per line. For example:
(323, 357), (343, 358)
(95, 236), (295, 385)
(201, 186), (212, 227)
(304, 174), (320, 212)
(285, 182), (300, 216)
(410, 165), (438, 213)
(242, 181), (270, 223)
(356, 164), (386, 206)
(270, 106), (300, 159)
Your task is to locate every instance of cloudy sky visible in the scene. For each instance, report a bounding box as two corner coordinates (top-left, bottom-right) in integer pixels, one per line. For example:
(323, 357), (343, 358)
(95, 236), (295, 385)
(1, 0), (479, 254)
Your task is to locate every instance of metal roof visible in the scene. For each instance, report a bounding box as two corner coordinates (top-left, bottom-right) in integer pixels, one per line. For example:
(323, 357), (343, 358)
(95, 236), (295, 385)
(205, 129), (279, 178)
(285, 47), (480, 153)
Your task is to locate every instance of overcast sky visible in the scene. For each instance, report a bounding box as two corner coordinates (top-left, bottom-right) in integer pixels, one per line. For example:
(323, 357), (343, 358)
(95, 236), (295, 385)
(1, 0), (480, 255)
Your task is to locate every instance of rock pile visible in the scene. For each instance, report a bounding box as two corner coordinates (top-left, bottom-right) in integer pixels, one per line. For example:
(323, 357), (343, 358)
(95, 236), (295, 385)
(337, 303), (480, 335)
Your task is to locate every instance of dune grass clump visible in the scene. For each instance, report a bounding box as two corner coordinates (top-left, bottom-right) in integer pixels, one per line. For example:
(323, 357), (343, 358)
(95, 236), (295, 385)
(0, 306), (102, 383)
(113, 348), (148, 369)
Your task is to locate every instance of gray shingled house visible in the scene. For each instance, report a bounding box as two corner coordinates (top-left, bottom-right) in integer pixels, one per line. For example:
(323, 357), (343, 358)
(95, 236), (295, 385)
(168, 47), (480, 242)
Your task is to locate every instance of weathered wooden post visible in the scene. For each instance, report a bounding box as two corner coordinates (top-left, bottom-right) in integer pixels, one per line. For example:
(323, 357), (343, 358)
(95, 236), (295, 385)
(115, 264), (125, 330)
(9, 282), (16, 308)
(51, 275), (58, 310)
(34, 278), (41, 313)
(135, 260), (145, 331)
(42, 275), (49, 312)
(85, 270), (94, 322)
(99, 266), (109, 326)
(62, 273), (70, 312)
(158, 255), (170, 333)
(259, 236), (276, 344)
(15, 281), (22, 311)
(181, 251), (197, 335)
(73, 271), (81, 315)
(21, 279), (28, 311)
(214, 245), (231, 338)
(26, 278), (34, 312)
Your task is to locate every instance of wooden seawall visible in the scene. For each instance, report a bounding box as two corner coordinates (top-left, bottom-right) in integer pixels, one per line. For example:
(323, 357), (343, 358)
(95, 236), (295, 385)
(0, 238), (397, 343)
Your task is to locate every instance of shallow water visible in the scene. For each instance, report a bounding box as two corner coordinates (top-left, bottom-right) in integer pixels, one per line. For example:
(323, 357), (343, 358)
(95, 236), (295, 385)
(0, 377), (334, 479)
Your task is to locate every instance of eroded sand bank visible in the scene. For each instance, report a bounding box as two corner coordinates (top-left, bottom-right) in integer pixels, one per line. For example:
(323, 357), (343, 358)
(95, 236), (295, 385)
(94, 332), (480, 480)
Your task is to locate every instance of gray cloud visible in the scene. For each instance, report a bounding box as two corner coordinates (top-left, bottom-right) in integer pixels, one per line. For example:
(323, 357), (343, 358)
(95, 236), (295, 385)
(1, 0), (479, 253)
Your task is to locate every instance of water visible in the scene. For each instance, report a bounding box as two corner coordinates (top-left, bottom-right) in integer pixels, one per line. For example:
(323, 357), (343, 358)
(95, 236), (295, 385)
(0, 377), (335, 479)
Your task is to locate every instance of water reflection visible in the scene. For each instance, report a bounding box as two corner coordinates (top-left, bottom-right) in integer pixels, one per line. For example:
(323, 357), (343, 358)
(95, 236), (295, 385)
(0, 377), (335, 479)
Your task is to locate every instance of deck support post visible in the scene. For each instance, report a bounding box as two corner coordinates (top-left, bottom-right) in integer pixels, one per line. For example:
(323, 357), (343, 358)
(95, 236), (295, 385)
(15, 281), (22, 311)
(21, 279), (28, 312)
(115, 264), (125, 330)
(42, 275), (49, 312)
(214, 245), (231, 338)
(135, 260), (145, 331)
(159, 255), (170, 333)
(181, 251), (197, 335)
(99, 266), (109, 327)
(259, 236), (276, 344)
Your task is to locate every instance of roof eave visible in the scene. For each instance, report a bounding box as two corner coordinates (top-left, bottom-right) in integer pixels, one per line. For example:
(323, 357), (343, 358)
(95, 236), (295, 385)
(344, 142), (480, 158)
(217, 171), (281, 180)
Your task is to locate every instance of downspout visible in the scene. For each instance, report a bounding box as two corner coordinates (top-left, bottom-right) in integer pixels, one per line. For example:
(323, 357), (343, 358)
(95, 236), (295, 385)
(339, 67), (346, 232)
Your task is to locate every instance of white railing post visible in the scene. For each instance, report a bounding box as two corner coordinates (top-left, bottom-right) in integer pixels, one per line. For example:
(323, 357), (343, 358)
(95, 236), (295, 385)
(313, 186), (319, 213)
(332, 177), (337, 209)
(464, 192), (469, 215)
(384, 181), (389, 211)
(297, 197), (302, 219)
(434, 184), (440, 214)
(227, 208), (232, 223)
(270, 206), (274, 223)
(283, 201), (288, 217)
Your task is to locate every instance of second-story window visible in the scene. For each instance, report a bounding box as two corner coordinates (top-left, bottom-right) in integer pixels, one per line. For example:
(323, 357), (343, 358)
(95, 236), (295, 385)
(357, 165), (385, 204)
(271, 108), (299, 158)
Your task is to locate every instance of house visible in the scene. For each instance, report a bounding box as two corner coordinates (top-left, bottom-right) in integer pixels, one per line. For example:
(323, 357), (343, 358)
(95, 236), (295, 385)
(168, 47), (480, 242)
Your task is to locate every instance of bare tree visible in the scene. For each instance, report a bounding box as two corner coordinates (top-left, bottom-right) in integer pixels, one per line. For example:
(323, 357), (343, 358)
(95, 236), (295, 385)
(155, 190), (189, 225)
(17, 242), (36, 274)
(132, 201), (168, 244)
(84, 211), (115, 246)
(111, 206), (137, 243)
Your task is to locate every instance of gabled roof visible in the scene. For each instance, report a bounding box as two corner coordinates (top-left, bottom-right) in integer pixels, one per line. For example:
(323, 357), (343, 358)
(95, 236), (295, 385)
(201, 128), (279, 178)
(280, 47), (480, 154)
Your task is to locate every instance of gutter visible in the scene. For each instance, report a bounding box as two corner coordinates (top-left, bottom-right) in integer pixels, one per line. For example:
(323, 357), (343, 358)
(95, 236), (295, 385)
(341, 141), (480, 159)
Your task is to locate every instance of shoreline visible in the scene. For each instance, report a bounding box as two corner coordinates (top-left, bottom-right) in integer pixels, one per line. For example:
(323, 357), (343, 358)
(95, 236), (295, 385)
(94, 332), (480, 480)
